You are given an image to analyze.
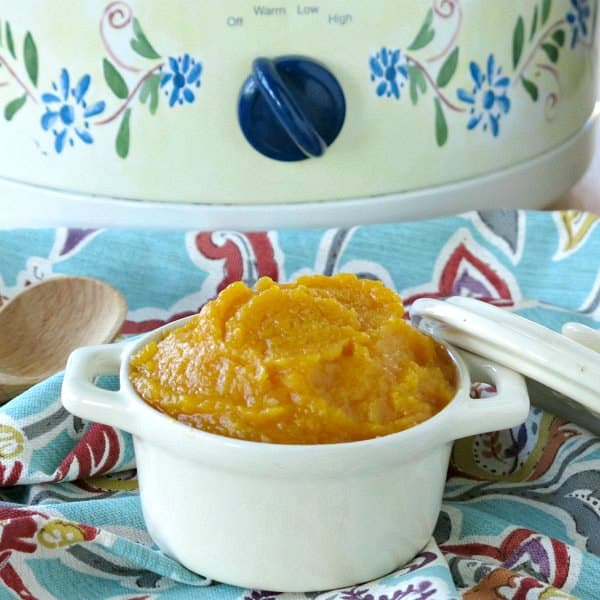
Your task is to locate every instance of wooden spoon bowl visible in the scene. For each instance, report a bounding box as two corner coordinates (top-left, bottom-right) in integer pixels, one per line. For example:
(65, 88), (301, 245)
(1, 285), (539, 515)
(0, 276), (127, 403)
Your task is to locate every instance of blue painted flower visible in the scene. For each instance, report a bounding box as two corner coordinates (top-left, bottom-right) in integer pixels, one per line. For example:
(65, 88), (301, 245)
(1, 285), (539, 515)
(456, 55), (511, 137)
(369, 47), (409, 99)
(566, 0), (592, 48)
(40, 69), (106, 154)
(160, 54), (202, 107)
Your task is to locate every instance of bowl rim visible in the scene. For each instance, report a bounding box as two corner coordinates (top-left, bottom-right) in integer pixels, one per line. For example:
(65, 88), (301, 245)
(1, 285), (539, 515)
(118, 314), (471, 458)
(62, 309), (528, 476)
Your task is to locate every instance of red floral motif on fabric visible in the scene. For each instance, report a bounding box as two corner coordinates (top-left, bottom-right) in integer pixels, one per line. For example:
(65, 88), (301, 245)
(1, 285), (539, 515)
(122, 232), (279, 335)
(54, 423), (122, 482)
(0, 461), (23, 487)
(0, 558), (37, 600)
(0, 509), (99, 599)
(0, 509), (44, 599)
(442, 528), (570, 589)
(0, 517), (38, 554)
(195, 231), (279, 292)
(404, 241), (515, 307)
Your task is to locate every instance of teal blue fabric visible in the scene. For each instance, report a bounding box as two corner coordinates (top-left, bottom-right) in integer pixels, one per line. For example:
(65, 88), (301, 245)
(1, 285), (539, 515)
(0, 211), (598, 599)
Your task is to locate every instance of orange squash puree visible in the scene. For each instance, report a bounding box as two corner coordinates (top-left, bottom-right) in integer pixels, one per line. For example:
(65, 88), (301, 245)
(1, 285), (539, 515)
(129, 274), (457, 444)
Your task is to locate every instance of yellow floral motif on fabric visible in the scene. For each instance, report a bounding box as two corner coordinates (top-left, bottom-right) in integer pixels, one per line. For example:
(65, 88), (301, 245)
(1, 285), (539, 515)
(0, 425), (25, 459)
(539, 587), (578, 599)
(559, 210), (599, 254)
(37, 520), (87, 549)
(85, 473), (138, 492)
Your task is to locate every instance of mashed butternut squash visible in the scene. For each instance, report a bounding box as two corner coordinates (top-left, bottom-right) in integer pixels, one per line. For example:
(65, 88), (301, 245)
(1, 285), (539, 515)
(129, 274), (457, 444)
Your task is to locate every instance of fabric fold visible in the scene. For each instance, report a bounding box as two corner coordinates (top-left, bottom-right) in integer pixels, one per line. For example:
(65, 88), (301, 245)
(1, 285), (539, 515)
(0, 212), (598, 598)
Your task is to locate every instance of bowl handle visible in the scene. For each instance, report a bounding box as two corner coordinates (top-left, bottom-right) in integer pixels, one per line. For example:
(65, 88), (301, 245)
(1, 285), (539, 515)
(61, 343), (139, 435)
(449, 349), (530, 440)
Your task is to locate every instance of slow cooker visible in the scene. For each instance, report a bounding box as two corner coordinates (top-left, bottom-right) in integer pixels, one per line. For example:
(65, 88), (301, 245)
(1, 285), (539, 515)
(0, 0), (597, 229)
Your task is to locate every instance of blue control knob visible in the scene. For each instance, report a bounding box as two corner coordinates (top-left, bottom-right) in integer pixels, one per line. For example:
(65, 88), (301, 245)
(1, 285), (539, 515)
(238, 56), (346, 162)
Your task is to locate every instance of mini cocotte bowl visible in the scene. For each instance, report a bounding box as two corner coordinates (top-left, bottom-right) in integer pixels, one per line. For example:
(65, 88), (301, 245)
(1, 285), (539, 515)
(61, 313), (529, 592)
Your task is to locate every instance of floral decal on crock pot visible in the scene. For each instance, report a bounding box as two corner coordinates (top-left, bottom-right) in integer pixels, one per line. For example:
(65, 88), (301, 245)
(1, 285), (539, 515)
(40, 70), (107, 154)
(369, 0), (597, 146)
(0, 1), (203, 158)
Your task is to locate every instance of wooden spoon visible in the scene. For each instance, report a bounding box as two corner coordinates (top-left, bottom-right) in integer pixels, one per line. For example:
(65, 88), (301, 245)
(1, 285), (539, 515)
(0, 276), (127, 403)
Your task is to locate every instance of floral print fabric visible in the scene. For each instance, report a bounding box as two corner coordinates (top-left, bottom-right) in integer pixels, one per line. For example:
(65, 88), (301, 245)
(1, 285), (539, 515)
(0, 210), (599, 599)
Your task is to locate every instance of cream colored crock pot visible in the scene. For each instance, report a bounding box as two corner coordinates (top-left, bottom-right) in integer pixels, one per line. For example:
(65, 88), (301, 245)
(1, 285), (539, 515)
(0, 1), (598, 228)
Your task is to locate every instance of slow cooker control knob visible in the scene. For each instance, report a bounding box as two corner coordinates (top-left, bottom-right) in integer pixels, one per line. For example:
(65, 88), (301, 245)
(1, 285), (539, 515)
(238, 56), (346, 162)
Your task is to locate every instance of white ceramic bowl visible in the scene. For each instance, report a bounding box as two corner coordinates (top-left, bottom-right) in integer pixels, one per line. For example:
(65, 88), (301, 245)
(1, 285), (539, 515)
(61, 315), (529, 591)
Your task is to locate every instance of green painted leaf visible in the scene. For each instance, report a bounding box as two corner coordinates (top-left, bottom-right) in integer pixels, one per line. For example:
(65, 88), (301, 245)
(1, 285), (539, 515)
(139, 73), (161, 114)
(408, 9), (435, 51)
(103, 58), (129, 99)
(4, 94), (26, 121)
(530, 6), (539, 41)
(541, 42), (559, 63)
(5, 22), (15, 58)
(409, 80), (418, 105)
(541, 0), (552, 25)
(415, 68), (427, 93)
(512, 16), (525, 69)
(434, 97), (448, 146)
(552, 29), (565, 47)
(23, 32), (38, 86)
(0, 19), (3, 47)
(521, 76), (539, 101)
(116, 108), (131, 158)
(130, 17), (161, 59)
(407, 65), (427, 105)
(436, 47), (459, 88)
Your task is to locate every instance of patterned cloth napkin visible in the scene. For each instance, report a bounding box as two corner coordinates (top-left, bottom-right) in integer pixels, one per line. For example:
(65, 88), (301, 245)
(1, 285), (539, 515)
(0, 210), (599, 600)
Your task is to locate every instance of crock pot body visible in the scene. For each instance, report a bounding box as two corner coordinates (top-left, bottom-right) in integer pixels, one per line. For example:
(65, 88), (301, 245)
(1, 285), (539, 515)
(0, 0), (597, 212)
(61, 316), (530, 591)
